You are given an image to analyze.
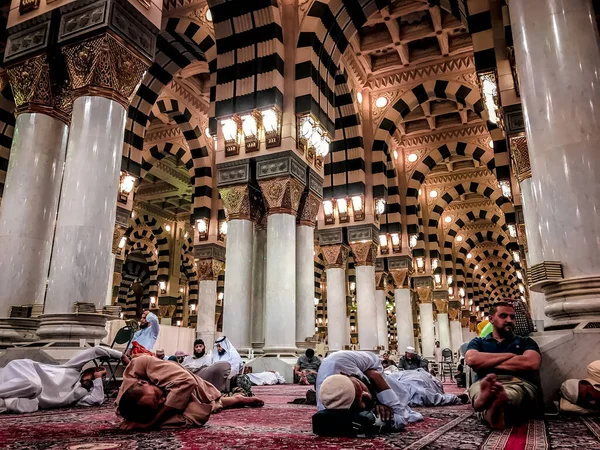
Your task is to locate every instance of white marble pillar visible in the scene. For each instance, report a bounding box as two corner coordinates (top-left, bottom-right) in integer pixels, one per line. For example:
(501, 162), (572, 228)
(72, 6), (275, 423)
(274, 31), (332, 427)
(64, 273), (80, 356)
(223, 219), (253, 350)
(419, 303), (435, 359)
(46, 97), (125, 315)
(296, 224), (315, 345)
(450, 320), (463, 352)
(326, 267), (346, 351)
(105, 253), (116, 306)
(0, 114), (68, 316)
(263, 213), (297, 353)
(434, 320), (440, 343)
(355, 265), (378, 350)
(251, 226), (266, 349)
(197, 279), (217, 345)
(461, 327), (469, 344)
(375, 289), (388, 350)
(511, 0), (600, 320)
(394, 288), (414, 353)
(438, 313), (451, 350)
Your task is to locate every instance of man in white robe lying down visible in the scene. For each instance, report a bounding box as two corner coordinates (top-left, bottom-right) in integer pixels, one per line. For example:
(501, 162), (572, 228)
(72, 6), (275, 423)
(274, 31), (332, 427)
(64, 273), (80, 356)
(0, 346), (126, 414)
(384, 368), (467, 407)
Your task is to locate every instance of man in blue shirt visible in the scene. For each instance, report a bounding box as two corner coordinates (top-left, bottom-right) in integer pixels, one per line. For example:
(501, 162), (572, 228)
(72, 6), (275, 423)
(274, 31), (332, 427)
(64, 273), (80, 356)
(465, 301), (542, 429)
(130, 310), (160, 352)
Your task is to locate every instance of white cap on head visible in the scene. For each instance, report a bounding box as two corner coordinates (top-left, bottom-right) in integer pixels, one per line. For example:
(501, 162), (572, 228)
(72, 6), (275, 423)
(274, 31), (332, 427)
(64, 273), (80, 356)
(406, 346), (415, 353)
(320, 374), (355, 410)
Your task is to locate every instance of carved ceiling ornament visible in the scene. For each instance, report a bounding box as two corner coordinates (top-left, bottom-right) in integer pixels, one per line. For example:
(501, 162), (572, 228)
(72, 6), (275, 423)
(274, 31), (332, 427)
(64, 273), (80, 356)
(197, 258), (224, 281)
(509, 135), (531, 183)
(6, 53), (72, 124)
(218, 184), (251, 221)
(349, 241), (378, 267)
(399, 124), (487, 149)
(258, 176), (305, 216)
(390, 268), (408, 288)
(416, 286), (432, 303)
(62, 33), (149, 109)
(321, 244), (350, 270)
(297, 191), (321, 227)
(371, 88), (407, 124)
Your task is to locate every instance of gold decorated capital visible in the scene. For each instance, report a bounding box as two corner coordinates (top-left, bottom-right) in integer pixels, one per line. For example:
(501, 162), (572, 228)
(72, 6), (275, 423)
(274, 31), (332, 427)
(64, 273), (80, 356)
(390, 269), (408, 289)
(350, 242), (378, 266)
(322, 244), (350, 270)
(258, 176), (305, 216)
(375, 271), (387, 291)
(449, 302), (462, 321)
(416, 286), (432, 304)
(219, 185), (251, 220)
(62, 33), (149, 109)
(461, 310), (471, 328)
(112, 272), (122, 288)
(197, 259), (225, 281)
(297, 191), (321, 227)
(6, 54), (72, 124)
(509, 136), (531, 183)
(433, 298), (449, 314)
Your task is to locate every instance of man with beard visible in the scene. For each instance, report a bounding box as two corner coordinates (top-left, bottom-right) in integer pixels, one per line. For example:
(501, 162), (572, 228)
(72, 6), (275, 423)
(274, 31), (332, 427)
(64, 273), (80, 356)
(213, 337), (243, 377)
(129, 310), (160, 353)
(182, 339), (232, 392)
(465, 301), (542, 429)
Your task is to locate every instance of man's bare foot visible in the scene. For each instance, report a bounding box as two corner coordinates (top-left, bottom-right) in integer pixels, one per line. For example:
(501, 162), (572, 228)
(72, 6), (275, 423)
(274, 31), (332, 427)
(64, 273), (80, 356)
(473, 374), (500, 411)
(484, 389), (509, 429)
(242, 397), (264, 408)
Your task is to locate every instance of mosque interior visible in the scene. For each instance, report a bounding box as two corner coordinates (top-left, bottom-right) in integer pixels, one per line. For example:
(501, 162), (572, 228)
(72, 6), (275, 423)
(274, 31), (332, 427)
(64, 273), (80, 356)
(0, 0), (600, 446)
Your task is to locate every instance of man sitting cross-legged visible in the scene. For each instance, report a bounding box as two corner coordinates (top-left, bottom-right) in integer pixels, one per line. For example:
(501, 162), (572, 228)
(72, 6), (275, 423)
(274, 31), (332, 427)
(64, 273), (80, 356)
(465, 301), (542, 429)
(116, 355), (263, 430)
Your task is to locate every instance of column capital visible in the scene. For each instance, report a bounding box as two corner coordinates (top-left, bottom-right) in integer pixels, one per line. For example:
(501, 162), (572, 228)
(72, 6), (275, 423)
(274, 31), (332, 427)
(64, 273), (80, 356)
(321, 244), (350, 269)
(219, 184), (252, 221)
(258, 176), (305, 216)
(416, 287), (432, 304)
(350, 241), (378, 267)
(5, 54), (72, 124)
(448, 301), (462, 321)
(197, 258), (225, 282)
(390, 268), (409, 289)
(375, 271), (387, 290)
(433, 294), (449, 314)
(297, 190), (321, 227)
(193, 243), (226, 262)
(461, 310), (471, 328)
(509, 135), (531, 182)
(61, 33), (150, 109)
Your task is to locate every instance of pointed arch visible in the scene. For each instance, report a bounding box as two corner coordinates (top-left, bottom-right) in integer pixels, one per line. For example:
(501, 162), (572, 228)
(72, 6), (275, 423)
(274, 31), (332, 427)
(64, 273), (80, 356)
(125, 214), (170, 282)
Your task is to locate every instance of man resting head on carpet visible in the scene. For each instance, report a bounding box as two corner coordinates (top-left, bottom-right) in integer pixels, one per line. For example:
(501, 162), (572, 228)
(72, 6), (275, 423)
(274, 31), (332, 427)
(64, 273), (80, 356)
(465, 301), (542, 429)
(116, 355), (264, 430)
(315, 351), (422, 431)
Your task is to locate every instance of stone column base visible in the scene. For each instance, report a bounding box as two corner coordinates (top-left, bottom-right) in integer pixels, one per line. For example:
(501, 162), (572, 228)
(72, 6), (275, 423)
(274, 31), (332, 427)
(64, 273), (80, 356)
(0, 318), (40, 346)
(534, 275), (600, 322)
(36, 314), (108, 341)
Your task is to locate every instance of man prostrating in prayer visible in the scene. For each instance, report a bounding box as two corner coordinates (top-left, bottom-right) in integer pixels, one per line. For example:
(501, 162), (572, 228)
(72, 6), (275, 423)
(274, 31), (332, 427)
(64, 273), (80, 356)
(465, 301), (542, 429)
(116, 355), (264, 430)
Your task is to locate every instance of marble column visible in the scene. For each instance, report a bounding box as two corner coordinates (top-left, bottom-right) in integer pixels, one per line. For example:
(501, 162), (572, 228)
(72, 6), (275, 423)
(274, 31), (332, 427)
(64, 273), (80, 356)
(259, 175), (305, 354)
(251, 223), (267, 350)
(375, 284), (388, 350)
(510, 0), (600, 321)
(416, 285), (435, 359)
(296, 191), (320, 346)
(449, 302), (463, 352)
(196, 259), (224, 346)
(0, 113), (68, 316)
(351, 241), (379, 351)
(322, 244), (349, 352)
(391, 270), (414, 352)
(105, 254), (116, 306)
(434, 297), (451, 350)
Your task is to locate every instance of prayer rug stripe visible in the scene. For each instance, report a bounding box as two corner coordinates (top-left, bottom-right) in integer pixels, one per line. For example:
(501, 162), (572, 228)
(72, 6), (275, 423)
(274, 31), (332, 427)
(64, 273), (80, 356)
(403, 411), (473, 450)
(581, 416), (600, 443)
(484, 426), (513, 449)
(524, 420), (548, 450)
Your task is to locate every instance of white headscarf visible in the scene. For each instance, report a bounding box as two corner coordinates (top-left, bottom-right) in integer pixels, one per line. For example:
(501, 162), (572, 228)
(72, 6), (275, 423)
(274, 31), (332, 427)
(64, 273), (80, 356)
(213, 336), (243, 376)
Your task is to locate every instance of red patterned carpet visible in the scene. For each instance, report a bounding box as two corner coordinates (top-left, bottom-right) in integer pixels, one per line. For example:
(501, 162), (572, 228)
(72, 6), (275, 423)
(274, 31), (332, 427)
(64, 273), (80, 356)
(0, 383), (598, 449)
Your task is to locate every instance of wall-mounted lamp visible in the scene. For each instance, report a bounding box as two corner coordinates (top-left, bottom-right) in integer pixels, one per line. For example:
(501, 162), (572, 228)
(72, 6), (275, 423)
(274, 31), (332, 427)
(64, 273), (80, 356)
(375, 198), (386, 216)
(409, 233), (418, 249)
(336, 198), (349, 223)
(190, 303), (196, 312)
(390, 233), (401, 252)
(512, 251), (520, 263)
(118, 171), (136, 202)
(434, 273), (442, 287)
(262, 107), (282, 148)
(351, 195), (365, 221)
(159, 281), (167, 294)
(218, 220), (228, 242)
(323, 200), (334, 225)
(507, 224), (517, 239)
(349, 281), (356, 294)
(499, 180), (512, 198)
(218, 292), (224, 301)
(314, 297), (319, 305)
(297, 113), (331, 167)
(478, 70), (502, 127)
(448, 287), (454, 296)
(150, 296), (156, 306)
(431, 258), (439, 271)
(415, 257), (425, 273)
(179, 287), (184, 293)
(118, 236), (127, 249)
(459, 287), (465, 298)
(241, 112), (261, 152)
(447, 275), (453, 285)
(221, 117), (241, 156)
(379, 234), (389, 254)
(197, 218), (208, 241)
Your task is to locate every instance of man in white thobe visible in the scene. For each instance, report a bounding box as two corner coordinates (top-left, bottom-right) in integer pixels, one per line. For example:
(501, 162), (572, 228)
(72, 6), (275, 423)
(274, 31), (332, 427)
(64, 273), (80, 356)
(0, 346), (125, 414)
(130, 310), (160, 352)
(213, 337), (243, 377)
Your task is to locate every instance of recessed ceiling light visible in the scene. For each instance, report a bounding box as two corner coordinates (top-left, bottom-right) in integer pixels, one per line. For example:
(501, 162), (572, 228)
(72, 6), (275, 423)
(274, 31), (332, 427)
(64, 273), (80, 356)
(429, 190), (438, 198)
(408, 153), (418, 162)
(444, 216), (452, 223)
(375, 96), (388, 108)
(393, 150), (398, 159)
(357, 92), (363, 104)
(206, 9), (212, 21)
(457, 235), (463, 242)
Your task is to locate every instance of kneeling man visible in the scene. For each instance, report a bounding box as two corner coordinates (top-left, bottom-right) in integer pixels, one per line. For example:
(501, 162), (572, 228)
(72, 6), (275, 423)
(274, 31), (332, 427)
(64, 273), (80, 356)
(315, 351), (422, 431)
(465, 301), (542, 429)
(116, 355), (263, 430)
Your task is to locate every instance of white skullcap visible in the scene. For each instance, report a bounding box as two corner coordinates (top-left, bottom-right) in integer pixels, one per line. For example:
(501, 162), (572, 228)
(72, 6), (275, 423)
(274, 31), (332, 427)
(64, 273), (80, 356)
(406, 346), (415, 353)
(320, 375), (355, 410)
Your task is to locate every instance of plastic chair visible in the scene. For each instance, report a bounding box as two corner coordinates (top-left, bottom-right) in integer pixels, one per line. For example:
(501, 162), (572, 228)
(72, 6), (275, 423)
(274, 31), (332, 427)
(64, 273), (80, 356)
(95, 320), (138, 397)
(441, 348), (454, 381)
